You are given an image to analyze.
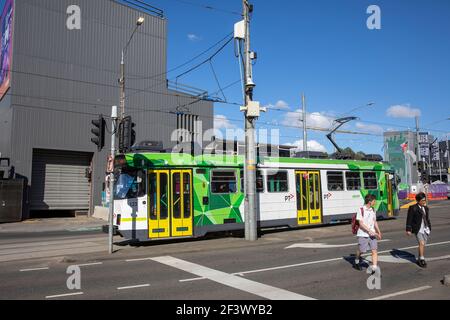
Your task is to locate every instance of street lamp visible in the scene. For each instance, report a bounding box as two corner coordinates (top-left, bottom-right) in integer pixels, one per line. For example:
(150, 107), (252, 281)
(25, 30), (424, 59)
(119, 17), (145, 120)
(341, 102), (375, 118)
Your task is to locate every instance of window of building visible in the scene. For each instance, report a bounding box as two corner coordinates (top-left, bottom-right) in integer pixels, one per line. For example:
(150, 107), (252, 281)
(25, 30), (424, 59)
(267, 171), (289, 193)
(211, 170), (237, 194)
(327, 171), (344, 191)
(363, 172), (378, 190)
(346, 172), (361, 191)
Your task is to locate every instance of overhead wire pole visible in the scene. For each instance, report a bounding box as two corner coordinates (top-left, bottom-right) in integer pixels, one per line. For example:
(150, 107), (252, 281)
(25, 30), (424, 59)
(302, 94), (308, 157)
(241, 0), (260, 241)
(108, 106), (118, 255)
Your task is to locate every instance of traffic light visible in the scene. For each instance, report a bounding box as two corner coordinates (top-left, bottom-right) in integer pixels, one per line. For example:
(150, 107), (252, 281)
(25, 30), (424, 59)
(91, 115), (106, 152)
(118, 116), (136, 153)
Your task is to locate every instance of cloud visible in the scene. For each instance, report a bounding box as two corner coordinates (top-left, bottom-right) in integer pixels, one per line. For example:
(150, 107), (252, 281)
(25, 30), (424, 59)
(386, 104), (421, 118)
(282, 110), (334, 130)
(265, 100), (290, 110)
(214, 115), (235, 130)
(187, 33), (202, 42)
(355, 122), (384, 134)
(285, 140), (328, 153)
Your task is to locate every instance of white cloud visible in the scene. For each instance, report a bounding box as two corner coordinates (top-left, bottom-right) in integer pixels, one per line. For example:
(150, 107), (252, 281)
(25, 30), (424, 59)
(214, 115), (235, 130)
(386, 104), (421, 118)
(187, 33), (201, 41)
(265, 100), (290, 110)
(285, 140), (328, 153)
(355, 122), (384, 134)
(282, 110), (334, 130)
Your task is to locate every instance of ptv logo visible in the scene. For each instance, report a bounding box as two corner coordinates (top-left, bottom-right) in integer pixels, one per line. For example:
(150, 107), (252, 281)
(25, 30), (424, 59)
(285, 194), (295, 202)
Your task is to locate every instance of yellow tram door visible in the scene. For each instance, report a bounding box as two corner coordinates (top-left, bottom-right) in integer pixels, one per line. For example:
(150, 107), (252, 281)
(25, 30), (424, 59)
(148, 170), (170, 238)
(171, 170), (193, 237)
(308, 171), (322, 224)
(296, 171), (309, 225)
(386, 173), (394, 217)
(296, 171), (322, 225)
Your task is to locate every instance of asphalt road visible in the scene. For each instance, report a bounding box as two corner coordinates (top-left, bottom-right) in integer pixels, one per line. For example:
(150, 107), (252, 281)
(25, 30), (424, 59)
(1, 200), (450, 301)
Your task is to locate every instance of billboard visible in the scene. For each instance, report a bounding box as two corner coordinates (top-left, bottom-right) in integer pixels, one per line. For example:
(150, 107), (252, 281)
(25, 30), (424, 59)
(0, 0), (13, 100)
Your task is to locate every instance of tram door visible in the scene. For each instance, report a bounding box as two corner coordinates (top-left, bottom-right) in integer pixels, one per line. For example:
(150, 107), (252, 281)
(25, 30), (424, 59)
(148, 170), (193, 239)
(171, 170), (193, 237)
(386, 173), (394, 217)
(295, 171), (322, 225)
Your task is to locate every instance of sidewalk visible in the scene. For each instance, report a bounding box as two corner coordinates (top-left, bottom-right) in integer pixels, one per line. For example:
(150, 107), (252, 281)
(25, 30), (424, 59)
(0, 217), (105, 234)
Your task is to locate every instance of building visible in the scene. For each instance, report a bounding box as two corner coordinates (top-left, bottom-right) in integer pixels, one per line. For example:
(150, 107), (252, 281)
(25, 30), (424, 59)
(205, 139), (295, 158)
(384, 131), (450, 186)
(384, 131), (418, 186)
(0, 0), (213, 217)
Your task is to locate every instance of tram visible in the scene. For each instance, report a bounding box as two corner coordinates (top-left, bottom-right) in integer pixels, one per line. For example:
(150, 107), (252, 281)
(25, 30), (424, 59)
(110, 153), (400, 241)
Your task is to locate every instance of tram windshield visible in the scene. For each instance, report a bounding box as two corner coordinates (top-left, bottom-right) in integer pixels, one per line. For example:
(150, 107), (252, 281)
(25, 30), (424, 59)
(114, 169), (146, 200)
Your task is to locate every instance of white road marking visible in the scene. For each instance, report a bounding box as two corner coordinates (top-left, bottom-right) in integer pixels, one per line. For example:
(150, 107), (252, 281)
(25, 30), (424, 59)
(428, 254), (450, 262)
(368, 286), (432, 300)
(152, 256), (314, 300)
(286, 239), (390, 249)
(19, 267), (49, 272)
(366, 254), (450, 264)
(117, 284), (150, 290)
(125, 257), (154, 262)
(45, 292), (84, 299)
(179, 240), (450, 282)
(77, 262), (103, 267)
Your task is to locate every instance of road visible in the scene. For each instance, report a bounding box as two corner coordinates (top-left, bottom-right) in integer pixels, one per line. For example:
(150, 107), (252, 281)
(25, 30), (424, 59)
(0, 200), (449, 301)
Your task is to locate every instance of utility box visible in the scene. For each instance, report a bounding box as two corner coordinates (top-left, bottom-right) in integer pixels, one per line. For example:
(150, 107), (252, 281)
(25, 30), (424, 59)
(0, 179), (25, 223)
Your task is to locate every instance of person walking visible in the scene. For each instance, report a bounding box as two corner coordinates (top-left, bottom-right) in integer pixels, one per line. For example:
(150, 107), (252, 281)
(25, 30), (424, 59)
(354, 194), (382, 272)
(406, 192), (432, 268)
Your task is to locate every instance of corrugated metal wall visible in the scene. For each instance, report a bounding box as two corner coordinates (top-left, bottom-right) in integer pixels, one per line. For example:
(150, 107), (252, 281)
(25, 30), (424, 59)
(8, 0), (214, 213)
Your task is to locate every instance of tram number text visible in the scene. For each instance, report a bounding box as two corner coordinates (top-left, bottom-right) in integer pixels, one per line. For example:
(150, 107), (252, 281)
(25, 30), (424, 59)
(220, 304), (273, 316)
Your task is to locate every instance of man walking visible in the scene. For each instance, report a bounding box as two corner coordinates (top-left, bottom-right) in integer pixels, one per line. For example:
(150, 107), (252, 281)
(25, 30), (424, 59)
(406, 192), (432, 268)
(354, 194), (382, 272)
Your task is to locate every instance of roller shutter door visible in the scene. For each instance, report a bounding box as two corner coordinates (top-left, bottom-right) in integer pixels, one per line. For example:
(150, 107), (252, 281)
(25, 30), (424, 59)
(31, 149), (92, 210)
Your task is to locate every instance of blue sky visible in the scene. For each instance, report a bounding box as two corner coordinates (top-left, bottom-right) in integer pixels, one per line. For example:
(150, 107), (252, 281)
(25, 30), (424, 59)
(4, 0), (450, 154)
(149, 0), (450, 154)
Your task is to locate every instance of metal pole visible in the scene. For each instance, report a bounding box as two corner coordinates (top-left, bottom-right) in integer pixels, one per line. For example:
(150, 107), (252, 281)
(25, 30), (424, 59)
(438, 141), (442, 181)
(302, 93), (308, 157)
(243, 0), (258, 241)
(415, 116), (421, 184)
(447, 134), (450, 182)
(120, 51), (125, 121)
(109, 106), (118, 254)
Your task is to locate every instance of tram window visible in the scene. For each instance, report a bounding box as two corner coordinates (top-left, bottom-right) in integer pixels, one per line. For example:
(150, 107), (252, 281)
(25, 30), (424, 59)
(327, 171), (344, 191)
(173, 173), (181, 218)
(114, 169), (146, 199)
(160, 173), (168, 220)
(267, 171), (289, 193)
(363, 172), (378, 190)
(314, 174), (320, 209)
(240, 170), (264, 193)
(211, 171), (237, 194)
(183, 173), (191, 218)
(346, 172), (361, 191)
(149, 173), (157, 220)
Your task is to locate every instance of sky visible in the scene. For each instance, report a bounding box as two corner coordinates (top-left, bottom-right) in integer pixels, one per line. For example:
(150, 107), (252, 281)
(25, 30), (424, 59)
(3, 0), (450, 155)
(146, 0), (450, 155)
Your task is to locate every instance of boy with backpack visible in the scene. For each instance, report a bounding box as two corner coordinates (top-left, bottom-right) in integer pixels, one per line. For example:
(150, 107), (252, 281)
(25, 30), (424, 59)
(353, 194), (382, 272)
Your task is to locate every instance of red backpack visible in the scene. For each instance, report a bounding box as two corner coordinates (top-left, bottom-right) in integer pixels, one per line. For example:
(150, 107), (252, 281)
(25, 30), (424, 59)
(351, 207), (364, 235)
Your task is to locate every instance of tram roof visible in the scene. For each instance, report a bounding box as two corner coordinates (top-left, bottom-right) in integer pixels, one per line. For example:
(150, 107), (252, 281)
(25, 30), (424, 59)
(119, 153), (394, 171)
